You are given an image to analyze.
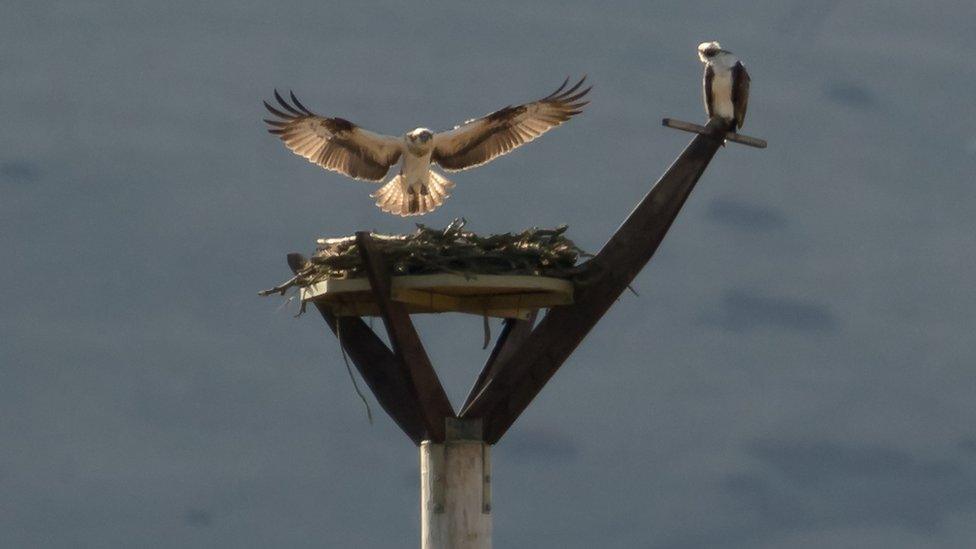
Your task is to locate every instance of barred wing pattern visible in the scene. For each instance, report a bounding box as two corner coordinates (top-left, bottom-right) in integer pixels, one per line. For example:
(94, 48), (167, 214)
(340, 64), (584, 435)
(263, 91), (402, 182)
(431, 77), (590, 172)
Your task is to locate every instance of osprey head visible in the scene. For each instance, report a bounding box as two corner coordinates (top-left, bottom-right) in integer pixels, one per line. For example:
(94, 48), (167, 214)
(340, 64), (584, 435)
(697, 41), (726, 62)
(405, 128), (434, 155)
(407, 128), (433, 143)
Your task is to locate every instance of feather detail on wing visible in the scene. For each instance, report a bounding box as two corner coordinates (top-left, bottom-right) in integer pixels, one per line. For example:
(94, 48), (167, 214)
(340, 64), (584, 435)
(431, 76), (591, 172)
(263, 90), (402, 182)
(703, 65), (715, 119)
(731, 62), (750, 130)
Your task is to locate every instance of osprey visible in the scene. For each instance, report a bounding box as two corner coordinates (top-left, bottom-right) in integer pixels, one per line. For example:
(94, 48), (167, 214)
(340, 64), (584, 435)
(263, 78), (590, 216)
(698, 41), (750, 131)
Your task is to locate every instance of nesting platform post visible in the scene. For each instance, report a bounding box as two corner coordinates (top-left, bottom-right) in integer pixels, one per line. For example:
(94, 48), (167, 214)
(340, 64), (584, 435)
(421, 419), (491, 549)
(273, 117), (762, 547)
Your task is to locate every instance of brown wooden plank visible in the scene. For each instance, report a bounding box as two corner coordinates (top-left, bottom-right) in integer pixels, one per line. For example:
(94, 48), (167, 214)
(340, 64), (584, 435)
(460, 311), (537, 413)
(287, 253), (426, 445)
(461, 119), (729, 442)
(355, 233), (456, 442)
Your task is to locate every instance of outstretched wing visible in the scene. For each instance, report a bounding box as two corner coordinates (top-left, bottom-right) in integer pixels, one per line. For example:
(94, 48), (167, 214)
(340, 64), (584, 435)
(731, 62), (750, 130)
(431, 77), (591, 172)
(263, 90), (402, 182)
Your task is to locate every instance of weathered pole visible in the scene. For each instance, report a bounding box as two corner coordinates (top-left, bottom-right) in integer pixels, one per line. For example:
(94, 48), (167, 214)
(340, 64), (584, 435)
(421, 419), (491, 549)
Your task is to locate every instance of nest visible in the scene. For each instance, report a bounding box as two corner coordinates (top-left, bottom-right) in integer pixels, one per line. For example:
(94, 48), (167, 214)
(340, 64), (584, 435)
(261, 218), (586, 297)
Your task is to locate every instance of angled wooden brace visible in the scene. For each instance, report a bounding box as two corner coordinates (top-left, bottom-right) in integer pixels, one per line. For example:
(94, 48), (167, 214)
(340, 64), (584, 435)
(355, 233), (456, 442)
(461, 311), (538, 413)
(287, 253), (427, 444)
(462, 118), (737, 443)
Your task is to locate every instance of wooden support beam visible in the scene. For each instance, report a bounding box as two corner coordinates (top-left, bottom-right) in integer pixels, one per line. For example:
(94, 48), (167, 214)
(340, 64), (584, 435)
(662, 118), (767, 149)
(461, 311), (537, 413)
(287, 253), (426, 445)
(355, 233), (456, 442)
(462, 118), (732, 443)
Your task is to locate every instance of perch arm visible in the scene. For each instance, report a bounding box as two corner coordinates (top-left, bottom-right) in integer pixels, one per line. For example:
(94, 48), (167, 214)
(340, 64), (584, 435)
(461, 119), (727, 443)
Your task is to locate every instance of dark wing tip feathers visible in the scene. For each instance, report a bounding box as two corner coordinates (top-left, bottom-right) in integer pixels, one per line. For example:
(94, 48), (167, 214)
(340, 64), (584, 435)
(562, 75), (586, 95)
(263, 100), (292, 120)
(289, 91), (313, 115)
(273, 89), (303, 116)
(263, 89), (325, 133)
(264, 76), (590, 127)
(263, 117), (288, 135)
(545, 76), (571, 99)
(541, 75), (591, 111)
(484, 76), (590, 126)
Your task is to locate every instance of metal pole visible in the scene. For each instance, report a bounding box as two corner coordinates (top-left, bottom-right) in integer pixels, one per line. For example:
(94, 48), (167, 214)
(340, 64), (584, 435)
(421, 419), (491, 549)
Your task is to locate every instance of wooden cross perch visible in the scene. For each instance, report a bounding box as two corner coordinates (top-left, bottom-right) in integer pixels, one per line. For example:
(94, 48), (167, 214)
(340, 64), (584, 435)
(662, 118), (767, 149)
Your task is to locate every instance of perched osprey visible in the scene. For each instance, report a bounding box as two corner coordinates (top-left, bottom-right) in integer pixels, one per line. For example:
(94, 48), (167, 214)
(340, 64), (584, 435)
(698, 41), (750, 131)
(263, 78), (590, 216)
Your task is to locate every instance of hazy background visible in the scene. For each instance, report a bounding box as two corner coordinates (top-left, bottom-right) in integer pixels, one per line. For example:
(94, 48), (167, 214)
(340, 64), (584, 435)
(3, 1), (975, 547)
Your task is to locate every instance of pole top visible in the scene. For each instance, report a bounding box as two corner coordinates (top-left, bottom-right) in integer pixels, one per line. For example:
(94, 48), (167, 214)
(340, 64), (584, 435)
(445, 418), (483, 442)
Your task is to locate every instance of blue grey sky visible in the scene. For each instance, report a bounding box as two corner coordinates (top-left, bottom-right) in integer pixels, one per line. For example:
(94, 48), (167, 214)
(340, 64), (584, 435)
(2, 1), (975, 547)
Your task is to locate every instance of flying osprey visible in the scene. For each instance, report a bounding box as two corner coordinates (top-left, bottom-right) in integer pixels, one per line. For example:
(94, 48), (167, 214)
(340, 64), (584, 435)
(698, 41), (750, 131)
(263, 78), (590, 216)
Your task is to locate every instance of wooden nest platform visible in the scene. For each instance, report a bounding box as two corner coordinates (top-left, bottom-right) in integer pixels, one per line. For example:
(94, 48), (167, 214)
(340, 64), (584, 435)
(302, 273), (572, 320)
(261, 219), (583, 319)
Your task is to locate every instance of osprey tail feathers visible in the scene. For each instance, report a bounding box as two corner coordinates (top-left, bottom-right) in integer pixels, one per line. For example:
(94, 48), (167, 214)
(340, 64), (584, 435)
(370, 172), (455, 217)
(426, 171), (455, 212)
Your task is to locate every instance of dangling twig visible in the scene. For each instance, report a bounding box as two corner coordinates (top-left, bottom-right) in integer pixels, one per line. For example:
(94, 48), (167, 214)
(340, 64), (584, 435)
(336, 321), (373, 425)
